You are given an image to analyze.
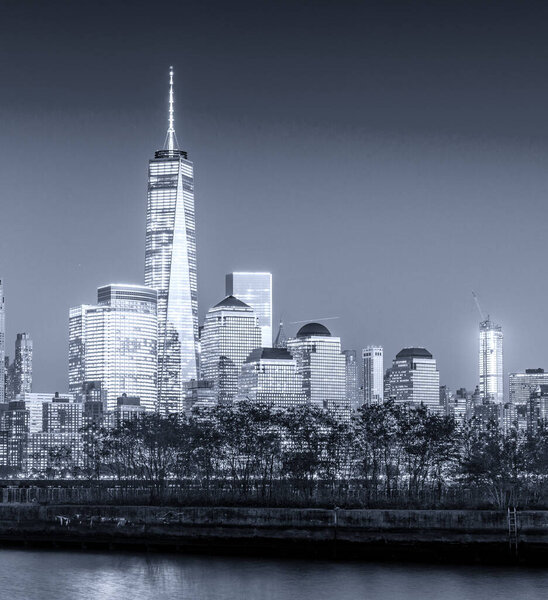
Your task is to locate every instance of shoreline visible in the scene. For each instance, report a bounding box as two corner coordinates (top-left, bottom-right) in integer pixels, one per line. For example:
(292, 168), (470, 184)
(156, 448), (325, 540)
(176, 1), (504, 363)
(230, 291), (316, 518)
(0, 505), (546, 566)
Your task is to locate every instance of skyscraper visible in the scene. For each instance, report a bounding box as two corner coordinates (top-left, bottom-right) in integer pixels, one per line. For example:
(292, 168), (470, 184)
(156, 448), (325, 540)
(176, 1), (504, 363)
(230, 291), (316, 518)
(69, 284), (158, 412)
(145, 67), (198, 414)
(238, 347), (306, 408)
(479, 317), (504, 403)
(225, 272), (273, 347)
(363, 346), (384, 405)
(385, 347), (440, 411)
(287, 323), (348, 419)
(342, 349), (360, 410)
(200, 296), (262, 404)
(0, 280), (5, 404)
(14, 333), (33, 396)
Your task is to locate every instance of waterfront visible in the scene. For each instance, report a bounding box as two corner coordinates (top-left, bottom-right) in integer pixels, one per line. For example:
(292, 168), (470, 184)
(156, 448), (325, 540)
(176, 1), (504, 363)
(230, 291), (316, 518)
(0, 549), (546, 600)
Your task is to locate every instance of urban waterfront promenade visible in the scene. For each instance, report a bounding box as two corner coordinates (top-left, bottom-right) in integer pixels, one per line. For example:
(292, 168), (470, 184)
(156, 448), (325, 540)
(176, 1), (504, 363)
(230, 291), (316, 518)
(0, 505), (546, 565)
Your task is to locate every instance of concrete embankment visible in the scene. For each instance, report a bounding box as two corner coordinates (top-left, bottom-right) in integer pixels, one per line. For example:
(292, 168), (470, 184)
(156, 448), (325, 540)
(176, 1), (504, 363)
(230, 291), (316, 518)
(0, 505), (546, 564)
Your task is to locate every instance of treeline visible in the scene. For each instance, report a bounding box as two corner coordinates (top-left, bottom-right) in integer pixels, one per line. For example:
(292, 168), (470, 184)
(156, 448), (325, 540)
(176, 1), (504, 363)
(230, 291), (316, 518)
(60, 401), (548, 508)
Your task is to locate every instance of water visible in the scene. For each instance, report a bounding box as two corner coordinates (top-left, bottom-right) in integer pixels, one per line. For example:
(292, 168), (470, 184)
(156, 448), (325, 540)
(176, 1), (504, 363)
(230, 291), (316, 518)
(0, 549), (546, 600)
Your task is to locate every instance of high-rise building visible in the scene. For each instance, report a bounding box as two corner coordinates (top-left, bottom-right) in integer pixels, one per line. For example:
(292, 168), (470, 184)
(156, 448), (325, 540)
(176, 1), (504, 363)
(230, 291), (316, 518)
(201, 296), (262, 404)
(0, 279), (5, 404)
(528, 385), (548, 434)
(69, 284), (158, 412)
(362, 346), (384, 406)
(479, 317), (503, 403)
(385, 347), (440, 411)
(287, 323), (348, 419)
(225, 273), (273, 347)
(342, 350), (360, 410)
(145, 67), (199, 414)
(509, 368), (548, 406)
(14, 333), (33, 396)
(238, 347), (306, 409)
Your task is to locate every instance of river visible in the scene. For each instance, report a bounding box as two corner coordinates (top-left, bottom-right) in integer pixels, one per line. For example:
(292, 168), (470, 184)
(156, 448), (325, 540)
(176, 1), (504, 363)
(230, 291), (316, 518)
(0, 548), (546, 599)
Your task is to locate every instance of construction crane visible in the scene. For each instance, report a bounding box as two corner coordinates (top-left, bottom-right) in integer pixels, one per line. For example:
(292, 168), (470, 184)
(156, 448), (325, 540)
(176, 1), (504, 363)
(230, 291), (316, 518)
(289, 316), (340, 325)
(472, 291), (486, 322)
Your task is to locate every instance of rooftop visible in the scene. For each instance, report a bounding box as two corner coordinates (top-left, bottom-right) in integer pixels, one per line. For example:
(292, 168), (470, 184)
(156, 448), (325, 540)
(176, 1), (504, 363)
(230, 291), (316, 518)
(245, 348), (294, 363)
(296, 322), (331, 338)
(395, 347), (433, 360)
(213, 295), (252, 310)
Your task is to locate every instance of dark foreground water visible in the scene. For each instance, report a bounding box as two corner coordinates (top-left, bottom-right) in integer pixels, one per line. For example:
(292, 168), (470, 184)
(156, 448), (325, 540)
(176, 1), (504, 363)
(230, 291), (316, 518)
(0, 549), (546, 600)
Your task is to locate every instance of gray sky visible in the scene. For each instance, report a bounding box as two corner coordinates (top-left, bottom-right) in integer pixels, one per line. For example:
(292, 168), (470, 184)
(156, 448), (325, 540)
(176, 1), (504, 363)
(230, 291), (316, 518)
(1, 0), (548, 393)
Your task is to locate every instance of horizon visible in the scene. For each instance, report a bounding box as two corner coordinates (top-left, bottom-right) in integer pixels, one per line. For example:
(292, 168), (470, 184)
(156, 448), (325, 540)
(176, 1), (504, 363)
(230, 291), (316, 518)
(2, 1), (548, 393)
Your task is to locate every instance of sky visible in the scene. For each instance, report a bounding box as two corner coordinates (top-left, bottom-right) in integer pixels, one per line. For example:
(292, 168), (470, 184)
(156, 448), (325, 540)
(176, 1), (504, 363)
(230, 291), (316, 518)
(1, 0), (548, 394)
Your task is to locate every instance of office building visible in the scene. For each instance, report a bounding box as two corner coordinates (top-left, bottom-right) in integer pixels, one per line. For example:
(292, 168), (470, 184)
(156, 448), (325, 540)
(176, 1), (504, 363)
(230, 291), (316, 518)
(362, 346), (384, 406)
(14, 333), (33, 396)
(145, 67), (199, 413)
(201, 296), (262, 404)
(0, 280), (4, 404)
(342, 350), (360, 410)
(226, 273), (272, 347)
(287, 323), (348, 419)
(385, 347), (440, 411)
(69, 284), (158, 412)
(237, 347), (306, 408)
(184, 379), (217, 415)
(479, 317), (504, 403)
(509, 368), (548, 406)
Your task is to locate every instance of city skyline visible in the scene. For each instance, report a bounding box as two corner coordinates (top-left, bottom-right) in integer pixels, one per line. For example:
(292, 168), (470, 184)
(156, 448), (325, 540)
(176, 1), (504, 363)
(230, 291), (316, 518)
(3, 1), (548, 394)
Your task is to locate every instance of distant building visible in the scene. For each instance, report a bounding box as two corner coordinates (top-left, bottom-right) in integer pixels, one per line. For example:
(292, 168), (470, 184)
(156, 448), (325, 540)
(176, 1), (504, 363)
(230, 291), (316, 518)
(14, 333), (33, 396)
(287, 323), (348, 419)
(43, 395), (83, 434)
(115, 394), (145, 424)
(238, 347), (306, 409)
(362, 346), (383, 406)
(479, 317), (503, 403)
(0, 279), (4, 404)
(342, 350), (360, 410)
(200, 296), (262, 404)
(509, 369), (548, 406)
(184, 379), (217, 415)
(16, 392), (74, 434)
(528, 386), (548, 434)
(69, 284), (158, 412)
(385, 347), (440, 411)
(226, 272), (273, 347)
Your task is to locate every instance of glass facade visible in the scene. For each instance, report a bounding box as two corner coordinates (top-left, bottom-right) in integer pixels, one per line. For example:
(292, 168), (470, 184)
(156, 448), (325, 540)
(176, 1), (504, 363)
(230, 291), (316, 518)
(386, 348), (440, 411)
(201, 296), (262, 404)
(287, 326), (348, 420)
(363, 346), (384, 405)
(479, 318), (503, 403)
(342, 349), (360, 410)
(237, 348), (306, 408)
(143, 68), (198, 414)
(225, 272), (272, 347)
(69, 284), (158, 412)
(508, 369), (548, 406)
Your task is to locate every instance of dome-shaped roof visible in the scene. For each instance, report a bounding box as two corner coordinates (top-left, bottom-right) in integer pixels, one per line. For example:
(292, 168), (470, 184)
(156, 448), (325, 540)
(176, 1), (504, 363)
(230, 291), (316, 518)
(296, 322), (331, 338)
(395, 347), (433, 360)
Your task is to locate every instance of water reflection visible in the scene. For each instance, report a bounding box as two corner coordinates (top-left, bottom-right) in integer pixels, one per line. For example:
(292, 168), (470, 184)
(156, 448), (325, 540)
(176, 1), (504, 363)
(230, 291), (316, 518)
(0, 549), (546, 600)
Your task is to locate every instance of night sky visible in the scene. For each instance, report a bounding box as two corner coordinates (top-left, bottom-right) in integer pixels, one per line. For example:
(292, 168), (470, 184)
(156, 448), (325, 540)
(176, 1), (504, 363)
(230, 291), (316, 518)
(1, 0), (548, 394)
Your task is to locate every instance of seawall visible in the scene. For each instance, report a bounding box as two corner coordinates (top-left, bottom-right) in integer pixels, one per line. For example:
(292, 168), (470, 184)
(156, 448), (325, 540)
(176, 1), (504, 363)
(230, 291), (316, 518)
(0, 505), (546, 564)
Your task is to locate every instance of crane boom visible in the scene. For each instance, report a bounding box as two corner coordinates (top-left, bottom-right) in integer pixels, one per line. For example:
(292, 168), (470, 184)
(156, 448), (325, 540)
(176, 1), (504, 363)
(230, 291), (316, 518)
(472, 291), (485, 321)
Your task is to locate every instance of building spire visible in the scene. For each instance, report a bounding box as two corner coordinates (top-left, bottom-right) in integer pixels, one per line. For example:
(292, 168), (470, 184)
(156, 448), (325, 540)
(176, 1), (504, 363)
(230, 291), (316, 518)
(165, 66), (179, 151)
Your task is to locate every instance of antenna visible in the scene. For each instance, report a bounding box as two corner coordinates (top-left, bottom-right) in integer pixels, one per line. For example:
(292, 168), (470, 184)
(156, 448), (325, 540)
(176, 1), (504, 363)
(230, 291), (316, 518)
(472, 291), (485, 322)
(165, 66), (179, 151)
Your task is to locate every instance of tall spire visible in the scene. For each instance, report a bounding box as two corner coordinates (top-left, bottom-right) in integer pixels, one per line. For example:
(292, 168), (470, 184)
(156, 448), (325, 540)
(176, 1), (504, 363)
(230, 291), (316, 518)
(166, 66), (178, 151)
